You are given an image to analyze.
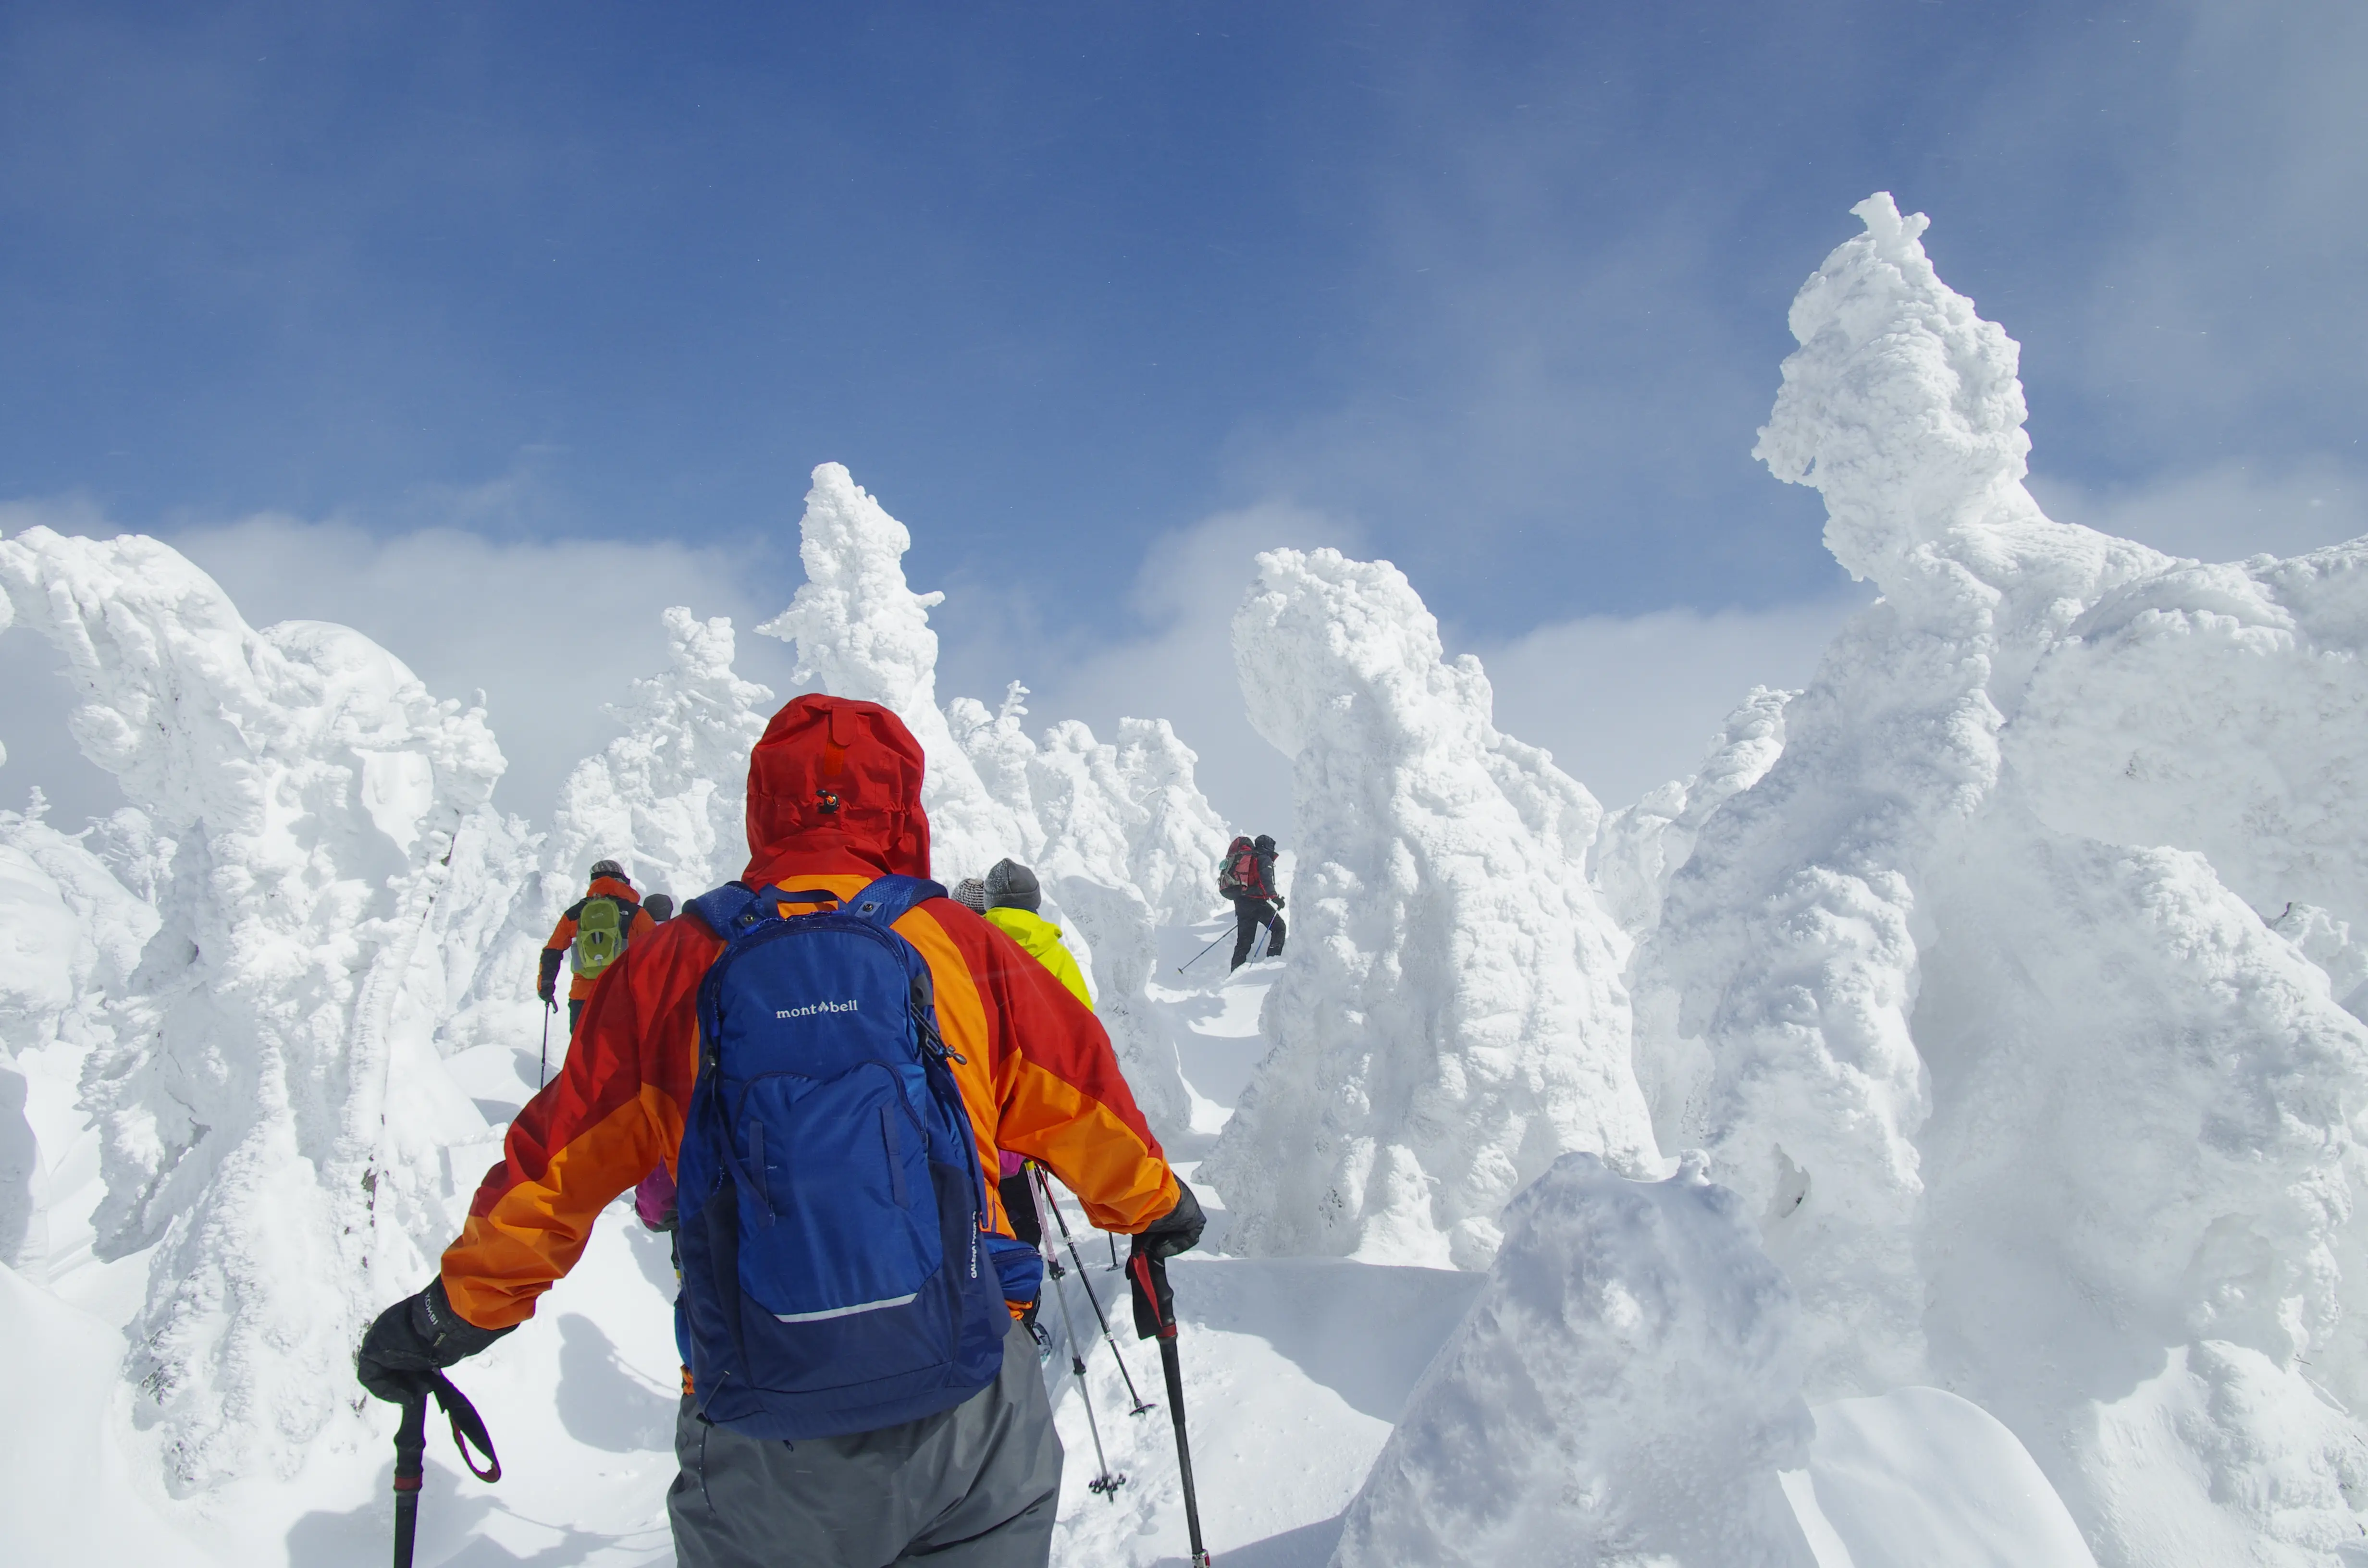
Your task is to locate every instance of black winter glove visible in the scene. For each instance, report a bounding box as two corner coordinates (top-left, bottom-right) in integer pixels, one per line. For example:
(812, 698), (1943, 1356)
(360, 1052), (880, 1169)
(1132, 1178), (1205, 1263)
(1274, 896), (1285, 910)
(1126, 1180), (1205, 1340)
(356, 1278), (514, 1404)
(536, 949), (564, 1008)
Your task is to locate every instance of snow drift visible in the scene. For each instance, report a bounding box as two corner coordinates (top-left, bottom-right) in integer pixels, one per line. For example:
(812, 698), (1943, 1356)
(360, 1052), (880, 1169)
(0, 527), (521, 1491)
(1204, 547), (1655, 1270)
(1332, 1154), (1815, 1567)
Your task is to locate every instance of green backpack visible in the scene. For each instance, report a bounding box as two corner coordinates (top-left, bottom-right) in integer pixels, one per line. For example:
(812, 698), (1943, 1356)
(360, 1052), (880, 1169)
(571, 895), (632, 979)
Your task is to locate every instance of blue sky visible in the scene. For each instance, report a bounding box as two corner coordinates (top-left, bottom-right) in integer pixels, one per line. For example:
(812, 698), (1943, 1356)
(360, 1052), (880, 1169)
(2, 1), (2364, 825)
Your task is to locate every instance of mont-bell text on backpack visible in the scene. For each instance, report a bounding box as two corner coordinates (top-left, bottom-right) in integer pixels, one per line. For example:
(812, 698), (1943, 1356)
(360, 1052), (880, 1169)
(774, 999), (860, 1020)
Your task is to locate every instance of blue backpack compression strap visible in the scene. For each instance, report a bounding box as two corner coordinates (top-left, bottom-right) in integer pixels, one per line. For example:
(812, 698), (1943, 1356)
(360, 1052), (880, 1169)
(688, 876), (949, 941)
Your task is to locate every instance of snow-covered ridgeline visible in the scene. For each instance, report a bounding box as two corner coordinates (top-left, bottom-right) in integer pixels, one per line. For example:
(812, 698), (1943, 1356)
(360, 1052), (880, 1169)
(1633, 195), (2368, 1563)
(1332, 1154), (1816, 1567)
(0, 527), (522, 1492)
(1204, 547), (1655, 1271)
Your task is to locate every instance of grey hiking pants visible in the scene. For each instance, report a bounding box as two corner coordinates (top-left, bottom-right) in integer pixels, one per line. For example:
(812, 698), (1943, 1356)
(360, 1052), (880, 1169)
(668, 1319), (1063, 1568)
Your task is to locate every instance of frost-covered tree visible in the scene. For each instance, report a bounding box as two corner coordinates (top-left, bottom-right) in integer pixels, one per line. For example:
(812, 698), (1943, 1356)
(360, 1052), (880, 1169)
(0, 793), (161, 1272)
(442, 604), (774, 1061)
(1203, 547), (1656, 1270)
(759, 463), (1030, 882)
(947, 689), (1230, 1144)
(0, 527), (520, 1491)
(1642, 193), (2368, 1562)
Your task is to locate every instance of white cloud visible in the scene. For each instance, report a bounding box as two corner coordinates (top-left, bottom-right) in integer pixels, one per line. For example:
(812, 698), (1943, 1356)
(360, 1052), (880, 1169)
(1466, 596), (1867, 812)
(943, 500), (1363, 838)
(0, 498), (803, 828)
(2027, 460), (2368, 565)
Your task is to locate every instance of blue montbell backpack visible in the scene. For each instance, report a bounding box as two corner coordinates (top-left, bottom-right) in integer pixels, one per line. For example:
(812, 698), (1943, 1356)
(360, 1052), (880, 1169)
(675, 875), (1031, 1439)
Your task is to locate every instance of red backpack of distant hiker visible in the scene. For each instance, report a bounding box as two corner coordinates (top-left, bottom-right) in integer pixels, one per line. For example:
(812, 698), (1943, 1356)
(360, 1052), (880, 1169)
(1218, 837), (1261, 900)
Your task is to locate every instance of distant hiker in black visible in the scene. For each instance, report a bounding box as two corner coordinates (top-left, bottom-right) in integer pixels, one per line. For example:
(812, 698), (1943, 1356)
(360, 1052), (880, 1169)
(1220, 833), (1286, 970)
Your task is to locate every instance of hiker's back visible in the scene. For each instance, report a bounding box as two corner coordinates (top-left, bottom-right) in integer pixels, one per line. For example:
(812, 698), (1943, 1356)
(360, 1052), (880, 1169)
(674, 875), (1017, 1440)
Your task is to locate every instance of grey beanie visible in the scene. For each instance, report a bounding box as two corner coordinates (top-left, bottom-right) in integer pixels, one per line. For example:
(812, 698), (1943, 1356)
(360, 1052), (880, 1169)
(951, 877), (990, 915)
(984, 858), (1041, 912)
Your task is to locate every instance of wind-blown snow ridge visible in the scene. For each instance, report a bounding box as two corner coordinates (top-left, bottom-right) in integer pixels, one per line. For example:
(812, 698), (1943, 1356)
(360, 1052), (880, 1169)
(1206, 546), (1654, 1270)
(0, 527), (518, 1492)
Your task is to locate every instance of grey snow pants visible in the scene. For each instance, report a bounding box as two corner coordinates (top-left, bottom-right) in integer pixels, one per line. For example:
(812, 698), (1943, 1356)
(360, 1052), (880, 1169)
(667, 1319), (1063, 1568)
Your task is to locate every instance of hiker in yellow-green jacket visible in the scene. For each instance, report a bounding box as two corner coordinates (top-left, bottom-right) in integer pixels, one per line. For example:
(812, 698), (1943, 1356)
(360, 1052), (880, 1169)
(537, 858), (655, 1037)
(979, 858), (1092, 1007)
(976, 857), (1092, 1249)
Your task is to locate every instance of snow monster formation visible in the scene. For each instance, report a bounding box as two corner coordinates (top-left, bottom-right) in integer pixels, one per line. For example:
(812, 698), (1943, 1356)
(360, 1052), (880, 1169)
(0, 527), (522, 1491)
(1637, 194), (2368, 1563)
(1333, 1154), (1815, 1568)
(758, 462), (1034, 883)
(1205, 547), (1656, 1270)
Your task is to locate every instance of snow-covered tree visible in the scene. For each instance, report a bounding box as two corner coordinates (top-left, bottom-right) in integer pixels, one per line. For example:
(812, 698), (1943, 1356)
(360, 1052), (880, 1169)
(1640, 193), (2368, 1562)
(759, 463), (1031, 883)
(0, 527), (518, 1491)
(1203, 546), (1656, 1271)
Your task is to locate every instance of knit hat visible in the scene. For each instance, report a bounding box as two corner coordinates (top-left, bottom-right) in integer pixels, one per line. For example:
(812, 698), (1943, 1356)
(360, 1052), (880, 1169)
(951, 877), (990, 915)
(1253, 835), (1276, 853)
(984, 858), (1041, 912)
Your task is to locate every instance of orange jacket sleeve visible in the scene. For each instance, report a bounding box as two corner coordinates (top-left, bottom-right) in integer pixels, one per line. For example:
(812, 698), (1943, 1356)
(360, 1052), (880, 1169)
(444, 915), (718, 1329)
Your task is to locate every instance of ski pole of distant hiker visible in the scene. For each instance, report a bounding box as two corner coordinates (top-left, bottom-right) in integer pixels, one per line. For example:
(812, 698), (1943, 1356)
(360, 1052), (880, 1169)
(1176, 930), (1229, 973)
(391, 1371), (501, 1568)
(538, 1001), (553, 1089)
(1048, 1239), (1126, 1499)
(1130, 1253), (1210, 1567)
(1035, 1165), (1154, 1415)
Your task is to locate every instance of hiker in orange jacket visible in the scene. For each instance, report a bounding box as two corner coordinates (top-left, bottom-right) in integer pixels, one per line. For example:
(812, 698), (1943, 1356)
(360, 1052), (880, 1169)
(359, 694), (1202, 1567)
(537, 860), (656, 1036)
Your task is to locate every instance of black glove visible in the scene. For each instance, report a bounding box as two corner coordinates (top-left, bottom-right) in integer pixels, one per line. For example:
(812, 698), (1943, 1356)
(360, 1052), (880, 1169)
(536, 949), (564, 1008)
(356, 1278), (514, 1404)
(1274, 896), (1286, 910)
(1133, 1178), (1205, 1262)
(1126, 1180), (1204, 1340)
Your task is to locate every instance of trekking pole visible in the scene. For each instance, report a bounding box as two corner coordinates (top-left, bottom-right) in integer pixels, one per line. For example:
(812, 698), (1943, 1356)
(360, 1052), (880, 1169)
(391, 1389), (426, 1568)
(538, 1002), (553, 1089)
(1035, 1166), (1153, 1415)
(1130, 1254), (1210, 1568)
(1176, 931), (1229, 974)
(389, 1371), (501, 1568)
(1047, 1250), (1125, 1499)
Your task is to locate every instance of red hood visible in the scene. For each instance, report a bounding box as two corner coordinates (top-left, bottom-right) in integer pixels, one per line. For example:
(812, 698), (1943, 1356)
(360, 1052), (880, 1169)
(585, 877), (640, 904)
(743, 694), (931, 887)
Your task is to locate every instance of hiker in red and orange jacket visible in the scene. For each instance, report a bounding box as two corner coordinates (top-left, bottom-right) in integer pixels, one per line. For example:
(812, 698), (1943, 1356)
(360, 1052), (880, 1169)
(537, 860), (656, 1036)
(358, 694), (1202, 1567)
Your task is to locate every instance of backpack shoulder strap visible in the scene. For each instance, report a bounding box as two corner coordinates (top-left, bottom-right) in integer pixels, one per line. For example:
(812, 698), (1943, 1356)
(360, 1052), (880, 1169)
(842, 874), (950, 931)
(687, 882), (765, 939)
